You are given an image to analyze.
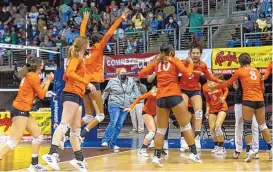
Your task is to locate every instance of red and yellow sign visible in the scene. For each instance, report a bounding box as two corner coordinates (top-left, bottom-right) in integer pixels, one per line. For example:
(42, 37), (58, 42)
(212, 46), (272, 74)
(0, 111), (51, 136)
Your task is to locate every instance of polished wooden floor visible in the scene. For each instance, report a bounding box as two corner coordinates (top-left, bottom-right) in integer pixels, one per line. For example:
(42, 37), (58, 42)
(0, 144), (272, 171)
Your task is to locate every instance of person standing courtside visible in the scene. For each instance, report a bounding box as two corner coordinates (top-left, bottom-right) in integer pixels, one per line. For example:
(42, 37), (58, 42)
(129, 78), (147, 134)
(232, 79), (259, 159)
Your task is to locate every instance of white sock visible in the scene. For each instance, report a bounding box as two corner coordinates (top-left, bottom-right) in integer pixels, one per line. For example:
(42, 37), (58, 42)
(32, 154), (39, 158)
(85, 127), (89, 132)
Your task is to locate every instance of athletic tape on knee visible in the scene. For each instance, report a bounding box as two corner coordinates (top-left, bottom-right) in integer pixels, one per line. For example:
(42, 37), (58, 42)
(156, 128), (167, 135)
(7, 139), (17, 150)
(95, 113), (105, 122)
(82, 114), (94, 124)
(195, 110), (203, 119)
(215, 128), (223, 136)
(259, 123), (268, 131)
(32, 135), (44, 144)
(57, 123), (70, 134)
(180, 123), (192, 131)
(244, 120), (252, 136)
(145, 132), (155, 141)
(70, 128), (81, 137)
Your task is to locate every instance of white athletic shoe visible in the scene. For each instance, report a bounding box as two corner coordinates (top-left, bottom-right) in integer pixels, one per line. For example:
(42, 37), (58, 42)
(245, 149), (255, 162)
(211, 146), (219, 153)
(180, 137), (189, 152)
(253, 152), (259, 159)
(113, 145), (120, 150)
(216, 147), (226, 155)
(28, 163), (48, 172)
(149, 140), (154, 148)
(188, 153), (202, 163)
(163, 140), (168, 150)
(152, 156), (163, 167)
(269, 149), (272, 160)
(195, 136), (201, 152)
(138, 148), (149, 157)
(69, 159), (88, 172)
(42, 153), (60, 170)
(101, 142), (108, 147)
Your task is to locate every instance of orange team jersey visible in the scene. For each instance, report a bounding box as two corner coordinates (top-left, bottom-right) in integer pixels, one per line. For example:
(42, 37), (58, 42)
(129, 92), (157, 115)
(80, 17), (124, 83)
(203, 82), (228, 113)
(180, 61), (219, 91)
(139, 57), (194, 99)
(215, 65), (264, 102)
(13, 72), (47, 111)
(63, 57), (89, 98)
(264, 61), (272, 80)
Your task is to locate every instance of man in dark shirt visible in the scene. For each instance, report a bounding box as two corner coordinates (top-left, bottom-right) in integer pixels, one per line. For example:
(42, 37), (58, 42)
(0, 7), (12, 25)
(232, 80), (259, 159)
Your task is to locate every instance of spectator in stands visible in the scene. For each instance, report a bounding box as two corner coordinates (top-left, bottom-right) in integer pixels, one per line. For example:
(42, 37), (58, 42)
(185, 5), (205, 40)
(38, 8), (48, 23)
(6, 2), (16, 16)
(136, 0), (146, 13)
(17, 32), (25, 45)
(265, 4), (272, 17)
(29, 24), (39, 41)
(132, 11), (145, 30)
(29, 6), (39, 25)
(53, 17), (62, 30)
(256, 11), (267, 31)
(17, 3), (27, 18)
(172, 13), (181, 26)
(3, 25), (16, 44)
(242, 14), (252, 35)
(250, 5), (259, 23)
(146, 13), (159, 31)
(59, 2), (73, 23)
(155, 8), (165, 30)
(166, 16), (179, 33)
(80, 1), (92, 19)
(14, 12), (25, 30)
(66, 25), (79, 45)
(109, 0), (118, 11)
(101, 67), (139, 149)
(102, 7), (111, 25)
(127, 0), (136, 11)
(262, 22), (272, 45)
(0, 6), (12, 25)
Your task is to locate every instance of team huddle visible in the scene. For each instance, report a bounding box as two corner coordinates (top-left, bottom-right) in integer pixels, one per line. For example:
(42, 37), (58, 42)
(0, 8), (272, 172)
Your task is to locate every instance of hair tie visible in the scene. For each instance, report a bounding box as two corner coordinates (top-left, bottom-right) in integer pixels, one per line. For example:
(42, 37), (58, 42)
(26, 63), (31, 67)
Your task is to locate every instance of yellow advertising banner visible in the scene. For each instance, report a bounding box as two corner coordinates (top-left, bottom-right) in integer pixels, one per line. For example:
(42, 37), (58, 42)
(0, 111), (51, 136)
(212, 46), (272, 74)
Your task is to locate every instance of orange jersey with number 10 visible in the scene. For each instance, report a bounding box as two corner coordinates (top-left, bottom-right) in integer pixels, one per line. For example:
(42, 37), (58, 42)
(180, 61), (219, 90)
(203, 82), (228, 113)
(215, 65), (264, 101)
(139, 57), (194, 99)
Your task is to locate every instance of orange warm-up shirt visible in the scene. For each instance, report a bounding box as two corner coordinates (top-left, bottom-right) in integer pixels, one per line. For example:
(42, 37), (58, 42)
(180, 61), (219, 91)
(215, 65), (264, 102)
(80, 17), (124, 83)
(13, 72), (47, 111)
(63, 57), (89, 98)
(203, 82), (228, 113)
(264, 61), (272, 80)
(129, 92), (157, 116)
(139, 57), (194, 99)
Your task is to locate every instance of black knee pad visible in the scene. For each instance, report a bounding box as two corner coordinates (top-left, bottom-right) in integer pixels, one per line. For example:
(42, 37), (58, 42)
(243, 120), (252, 136)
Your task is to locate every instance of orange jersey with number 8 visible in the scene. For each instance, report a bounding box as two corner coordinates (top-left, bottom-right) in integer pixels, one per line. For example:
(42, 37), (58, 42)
(203, 82), (228, 113)
(215, 65), (264, 101)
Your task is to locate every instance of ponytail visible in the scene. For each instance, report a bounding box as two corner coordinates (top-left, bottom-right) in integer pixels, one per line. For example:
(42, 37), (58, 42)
(18, 64), (30, 79)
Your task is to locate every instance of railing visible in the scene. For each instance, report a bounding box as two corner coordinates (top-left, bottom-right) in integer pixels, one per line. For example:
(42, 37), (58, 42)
(147, 29), (176, 52)
(244, 31), (273, 47)
(177, 0), (228, 18)
(231, 0), (252, 14)
(179, 26), (210, 50)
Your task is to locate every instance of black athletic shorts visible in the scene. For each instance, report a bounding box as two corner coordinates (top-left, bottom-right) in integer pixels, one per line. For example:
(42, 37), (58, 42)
(242, 100), (265, 109)
(209, 110), (227, 115)
(188, 107), (195, 114)
(157, 96), (183, 109)
(62, 91), (83, 105)
(182, 89), (201, 98)
(85, 82), (101, 94)
(10, 106), (30, 118)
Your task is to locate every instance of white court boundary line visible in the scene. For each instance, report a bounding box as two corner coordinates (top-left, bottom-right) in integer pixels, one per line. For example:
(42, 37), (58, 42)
(11, 149), (137, 172)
